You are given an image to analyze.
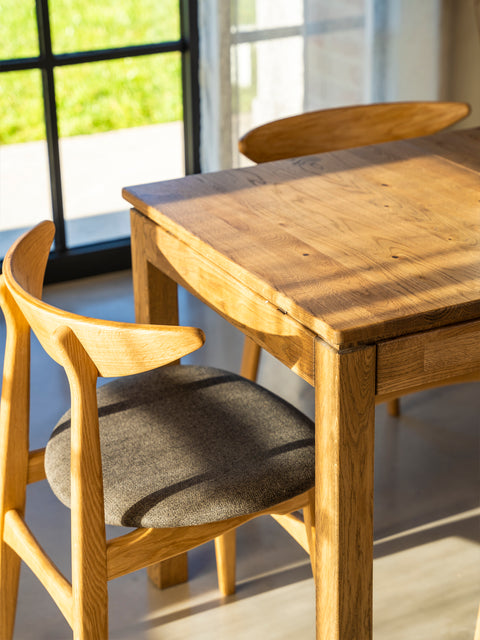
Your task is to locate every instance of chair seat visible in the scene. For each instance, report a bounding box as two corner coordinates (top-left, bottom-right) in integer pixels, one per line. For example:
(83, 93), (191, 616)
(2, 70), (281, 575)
(45, 365), (315, 529)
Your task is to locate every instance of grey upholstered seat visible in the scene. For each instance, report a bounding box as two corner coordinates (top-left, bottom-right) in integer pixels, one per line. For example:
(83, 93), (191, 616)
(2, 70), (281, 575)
(45, 365), (315, 529)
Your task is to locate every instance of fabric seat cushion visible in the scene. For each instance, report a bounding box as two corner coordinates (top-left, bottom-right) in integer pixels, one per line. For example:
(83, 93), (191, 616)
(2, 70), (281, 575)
(45, 365), (315, 528)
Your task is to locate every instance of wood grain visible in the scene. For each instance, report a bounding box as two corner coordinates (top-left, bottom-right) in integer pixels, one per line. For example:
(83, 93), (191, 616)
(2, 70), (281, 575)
(240, 335), (262, 380)
(238, 101), (470, 163)
(303, 489), (316, 577)
(146, 555), (189, 590)
(236, 103), (467, 410)
(214, 530), (236, 596)
(4, 222), (205, 378)
(270, 513), (310, 554)
(2, 222), (321, 637)
(131, 210), (190, 589)
(125, 127), (480, 640)
(4, 509), (73, 627)
(133, 211), (316, 384)
(130, 208), (180, 327)
(376, 319), (480, 395)
(315, 339), (376, 640)
(124, 128), (480, 348)
(106, 491), (311, 582)
(27, 448), (46, 484)
(54, 326), (109, 639)
(0, 277), (31, 640)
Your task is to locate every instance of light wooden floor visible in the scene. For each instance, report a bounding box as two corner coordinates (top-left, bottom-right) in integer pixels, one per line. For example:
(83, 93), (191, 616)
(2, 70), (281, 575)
(2, 271), (479, 640)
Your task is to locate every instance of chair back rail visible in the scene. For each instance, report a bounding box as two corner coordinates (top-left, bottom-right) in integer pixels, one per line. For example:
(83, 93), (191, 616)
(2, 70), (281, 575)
(2, 221), (205, 377)
(238, 101), (471, 163)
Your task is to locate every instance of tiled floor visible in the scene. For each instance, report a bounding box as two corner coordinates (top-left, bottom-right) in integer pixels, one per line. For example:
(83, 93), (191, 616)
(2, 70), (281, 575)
(2, 270), (479, 639)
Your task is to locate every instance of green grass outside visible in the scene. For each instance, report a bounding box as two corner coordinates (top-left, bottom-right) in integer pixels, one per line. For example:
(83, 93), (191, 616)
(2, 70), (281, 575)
(0, 0), (182, 144)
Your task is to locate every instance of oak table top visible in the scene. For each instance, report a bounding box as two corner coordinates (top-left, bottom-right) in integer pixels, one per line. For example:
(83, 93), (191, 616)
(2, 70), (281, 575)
(124, 127), (480, 349)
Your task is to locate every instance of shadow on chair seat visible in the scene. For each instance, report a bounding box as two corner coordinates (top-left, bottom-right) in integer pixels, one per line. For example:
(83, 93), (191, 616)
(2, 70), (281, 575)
(46, 365), (314, 529)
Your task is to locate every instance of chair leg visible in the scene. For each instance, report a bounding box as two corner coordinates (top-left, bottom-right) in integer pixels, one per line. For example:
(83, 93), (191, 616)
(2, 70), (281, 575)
(215, 530), (237, 596)
(240, 337), (261, 381)
(71, 521), (109, 640)
(0, 538), (21, 640)
(72, 598), (108, 640)
(147, 554), (189, 589)
(215, 337), (258, 599)
(0, 281), (30, 639)
(303, 489), (316, 578)
(387, 398), (400, 417)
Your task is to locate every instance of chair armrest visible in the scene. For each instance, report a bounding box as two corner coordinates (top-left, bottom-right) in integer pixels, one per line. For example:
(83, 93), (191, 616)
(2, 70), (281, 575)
(63, 320), (205, 377)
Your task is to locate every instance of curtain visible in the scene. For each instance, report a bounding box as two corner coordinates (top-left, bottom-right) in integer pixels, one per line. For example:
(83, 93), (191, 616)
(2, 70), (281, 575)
(199, 0), (480, 172)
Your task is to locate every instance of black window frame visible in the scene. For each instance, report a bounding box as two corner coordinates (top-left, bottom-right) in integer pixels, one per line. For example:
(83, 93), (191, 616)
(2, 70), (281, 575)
(0, 0), (200, 283)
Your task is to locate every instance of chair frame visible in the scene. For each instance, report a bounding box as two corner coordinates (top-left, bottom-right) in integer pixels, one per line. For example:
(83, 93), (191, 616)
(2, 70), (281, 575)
(0, 221), (315, 639)
(238, 100), (471, 164)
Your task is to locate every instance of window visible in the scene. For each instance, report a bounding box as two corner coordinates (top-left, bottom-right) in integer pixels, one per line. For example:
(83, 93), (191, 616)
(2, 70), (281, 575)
(0, 0), (199, 281)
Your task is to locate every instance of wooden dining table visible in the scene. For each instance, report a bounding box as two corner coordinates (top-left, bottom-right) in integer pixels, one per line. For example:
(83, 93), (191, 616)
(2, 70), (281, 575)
(123, 126), (480, 639)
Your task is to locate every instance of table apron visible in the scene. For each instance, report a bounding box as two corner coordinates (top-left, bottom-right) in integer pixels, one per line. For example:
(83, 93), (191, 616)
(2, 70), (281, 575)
(132, 211), (316, 385)
(132, 211), (480, 403)
(376, 318), (480, 397)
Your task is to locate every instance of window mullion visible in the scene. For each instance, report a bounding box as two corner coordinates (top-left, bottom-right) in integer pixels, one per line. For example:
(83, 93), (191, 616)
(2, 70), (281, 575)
(180, 0), (201, 175)
(35, 0), (66, 252)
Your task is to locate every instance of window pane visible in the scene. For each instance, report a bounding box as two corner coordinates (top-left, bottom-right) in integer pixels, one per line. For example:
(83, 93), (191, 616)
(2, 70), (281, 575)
(232, 36), (304, 140)
(0, 70), (45, 144)
(49, 0), (180, 54)
(55, 54), (184, 247)
(232, 0), (256, 26)
(232, 0), (303, 30)
(231, 0), (369, 167)
(0, 70), (51, 257)
(304, 0), (367, 109)
(55, 53), (182, 137)
(0, 0), (39, 59)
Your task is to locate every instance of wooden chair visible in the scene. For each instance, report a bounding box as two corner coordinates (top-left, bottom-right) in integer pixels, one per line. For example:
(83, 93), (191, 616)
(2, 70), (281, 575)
(0, 221), (315, 639)
(238, 100), (471, 417)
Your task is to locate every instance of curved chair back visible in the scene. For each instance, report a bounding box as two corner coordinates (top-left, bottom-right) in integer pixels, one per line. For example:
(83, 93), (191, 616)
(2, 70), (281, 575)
(2, 221), (205, 377)
(238, 101), (470, 163)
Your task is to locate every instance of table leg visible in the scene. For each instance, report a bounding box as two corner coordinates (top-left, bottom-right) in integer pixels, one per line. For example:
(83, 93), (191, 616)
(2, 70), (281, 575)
(130, 211), (179, 328)
(314, 339), (376, 640)
(130, 211), (188, 589)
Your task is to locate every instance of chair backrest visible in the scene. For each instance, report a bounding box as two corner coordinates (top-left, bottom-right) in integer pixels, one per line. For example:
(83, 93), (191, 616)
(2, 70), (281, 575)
(2, 221), (205, 378)
(238, 101), (471, 163)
